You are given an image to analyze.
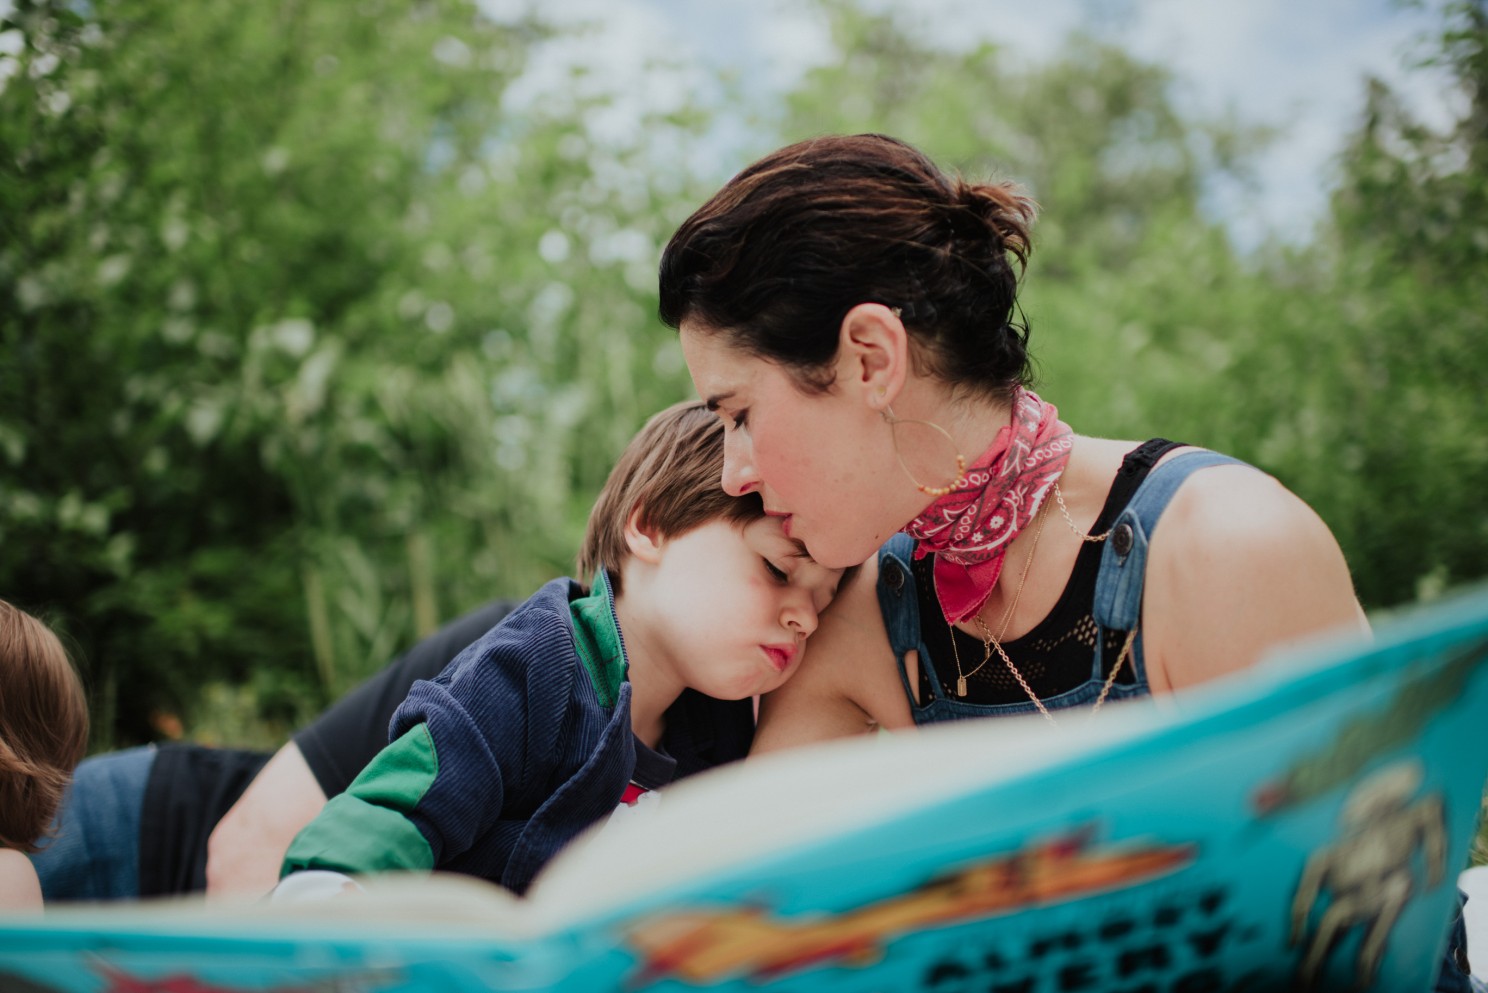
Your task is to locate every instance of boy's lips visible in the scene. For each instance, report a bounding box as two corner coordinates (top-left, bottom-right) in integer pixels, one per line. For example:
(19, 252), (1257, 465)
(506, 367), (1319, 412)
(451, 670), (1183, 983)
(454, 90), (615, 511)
(761, 644), (797, 672)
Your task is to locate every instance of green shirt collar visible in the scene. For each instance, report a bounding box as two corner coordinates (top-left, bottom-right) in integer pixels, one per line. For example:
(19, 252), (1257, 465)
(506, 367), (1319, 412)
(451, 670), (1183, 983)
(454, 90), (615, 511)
(570, 569), (628, 708)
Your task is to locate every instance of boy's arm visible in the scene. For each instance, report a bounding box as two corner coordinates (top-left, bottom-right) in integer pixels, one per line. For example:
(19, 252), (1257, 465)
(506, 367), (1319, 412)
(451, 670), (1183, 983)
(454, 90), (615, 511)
(280, 617), (564, 879)
(208, 599), (519, 898)
(282, 723), (448, 876)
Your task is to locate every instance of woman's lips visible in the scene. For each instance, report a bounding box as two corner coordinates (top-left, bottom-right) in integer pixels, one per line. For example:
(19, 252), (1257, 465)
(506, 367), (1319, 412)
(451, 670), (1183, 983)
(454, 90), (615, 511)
(761, 644), (796, 672)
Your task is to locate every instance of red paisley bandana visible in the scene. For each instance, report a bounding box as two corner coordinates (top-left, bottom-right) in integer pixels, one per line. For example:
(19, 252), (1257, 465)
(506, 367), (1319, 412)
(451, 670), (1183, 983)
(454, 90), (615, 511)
(902, 389), (1073, 625)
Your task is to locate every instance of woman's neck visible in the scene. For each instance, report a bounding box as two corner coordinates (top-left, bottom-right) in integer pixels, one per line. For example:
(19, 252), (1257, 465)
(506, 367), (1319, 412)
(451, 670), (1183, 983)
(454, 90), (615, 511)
(892, 381), (1014, 505)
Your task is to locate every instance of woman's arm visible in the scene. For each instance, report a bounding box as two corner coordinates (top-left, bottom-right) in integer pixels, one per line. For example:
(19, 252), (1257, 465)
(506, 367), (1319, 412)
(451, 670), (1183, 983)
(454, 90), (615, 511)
(1142, 464), (1369, 694)
(753, 558), (913, 753)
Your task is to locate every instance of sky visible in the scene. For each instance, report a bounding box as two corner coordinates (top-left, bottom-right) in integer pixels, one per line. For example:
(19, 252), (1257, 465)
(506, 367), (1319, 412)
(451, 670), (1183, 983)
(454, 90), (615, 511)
(495, 0), (1460, 250)
(3, 0), (1459, 248)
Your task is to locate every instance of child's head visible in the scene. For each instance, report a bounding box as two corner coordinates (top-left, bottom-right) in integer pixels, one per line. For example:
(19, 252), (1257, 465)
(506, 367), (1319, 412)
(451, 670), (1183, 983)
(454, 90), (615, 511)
(579, 400), (766, 589)
(579, 401), (844, 700)
(0, 600), (88, 853)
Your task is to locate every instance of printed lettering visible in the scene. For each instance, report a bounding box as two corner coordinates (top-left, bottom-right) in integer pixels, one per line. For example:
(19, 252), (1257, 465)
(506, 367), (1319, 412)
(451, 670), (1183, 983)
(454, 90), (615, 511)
(924, 958), (971, 990)
(1116, 943), (1170, 977)
(1198, 888), (1226, 916)
(1153, 902), (1183, 927)
(1172, 966), (1224, 993)
(1029, 930), (1083, 958)
(1056, 960), (1098, 991)
(1188, 922), (1231, 958)
(989, 979), (1037, 993)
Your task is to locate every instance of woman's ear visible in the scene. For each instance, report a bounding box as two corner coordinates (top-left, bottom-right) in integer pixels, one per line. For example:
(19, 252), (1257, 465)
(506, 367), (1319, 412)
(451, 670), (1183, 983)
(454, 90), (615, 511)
(837, 303), (909, 411)
(623, 507), (665, 564)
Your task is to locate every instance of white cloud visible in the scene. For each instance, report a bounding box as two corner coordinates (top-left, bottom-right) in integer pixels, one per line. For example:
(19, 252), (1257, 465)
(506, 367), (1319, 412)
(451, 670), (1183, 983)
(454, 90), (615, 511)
(1115, 0), (1453, 244)
(644, 0), (1455, 245)
(490, 0), (1456, 246)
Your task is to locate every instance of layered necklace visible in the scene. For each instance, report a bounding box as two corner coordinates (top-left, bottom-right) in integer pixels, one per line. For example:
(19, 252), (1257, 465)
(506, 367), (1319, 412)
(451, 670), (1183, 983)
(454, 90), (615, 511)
(905, 390), (1136, 722)
(902, 388), (1073, 626)
(945, 488), (1136, 723)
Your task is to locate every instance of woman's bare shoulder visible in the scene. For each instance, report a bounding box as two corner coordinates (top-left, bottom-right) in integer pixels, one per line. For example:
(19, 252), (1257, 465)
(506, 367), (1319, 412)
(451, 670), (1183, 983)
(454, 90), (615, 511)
(1142, 461), (1367, 692)
(754, 552), (912, 752)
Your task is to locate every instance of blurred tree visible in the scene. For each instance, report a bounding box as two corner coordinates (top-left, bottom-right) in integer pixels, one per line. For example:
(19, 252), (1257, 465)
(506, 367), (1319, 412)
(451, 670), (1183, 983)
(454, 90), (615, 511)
(1296, 0), (1488, 607)
(0, 0), (708, 746)
(2, 0), (1479, 749)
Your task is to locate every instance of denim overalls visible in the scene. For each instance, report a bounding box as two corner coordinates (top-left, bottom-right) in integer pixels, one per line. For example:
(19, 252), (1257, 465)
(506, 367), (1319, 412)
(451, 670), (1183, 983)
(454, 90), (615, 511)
(876, 449), (1245, 724)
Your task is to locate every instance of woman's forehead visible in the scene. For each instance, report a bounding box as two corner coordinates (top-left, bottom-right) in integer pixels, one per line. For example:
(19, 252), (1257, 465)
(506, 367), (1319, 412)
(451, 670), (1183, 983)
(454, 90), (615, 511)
(681, 326), (756, 393)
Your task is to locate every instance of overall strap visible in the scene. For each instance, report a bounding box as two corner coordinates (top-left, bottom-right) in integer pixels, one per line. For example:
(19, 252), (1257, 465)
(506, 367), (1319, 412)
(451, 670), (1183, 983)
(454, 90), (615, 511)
(1092, 449), (1248, 633)
(876, 533), (931, 702)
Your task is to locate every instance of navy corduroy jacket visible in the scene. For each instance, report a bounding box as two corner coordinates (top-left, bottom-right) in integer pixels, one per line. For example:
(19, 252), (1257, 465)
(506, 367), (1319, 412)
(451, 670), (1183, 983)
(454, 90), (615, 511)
(282, 576), (753, 894)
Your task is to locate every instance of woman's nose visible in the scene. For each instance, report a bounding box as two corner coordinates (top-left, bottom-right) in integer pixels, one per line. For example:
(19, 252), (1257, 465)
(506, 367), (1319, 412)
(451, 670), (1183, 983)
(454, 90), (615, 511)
(721, 430), (760, 497)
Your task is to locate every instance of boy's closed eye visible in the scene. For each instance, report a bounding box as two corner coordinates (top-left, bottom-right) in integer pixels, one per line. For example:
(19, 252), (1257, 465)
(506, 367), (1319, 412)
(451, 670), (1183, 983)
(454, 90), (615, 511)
(786, 547), (846, 616)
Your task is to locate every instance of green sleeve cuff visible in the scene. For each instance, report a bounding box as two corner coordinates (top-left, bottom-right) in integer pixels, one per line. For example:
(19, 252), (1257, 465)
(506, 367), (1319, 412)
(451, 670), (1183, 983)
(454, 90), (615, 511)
(281, 724), (440, 877)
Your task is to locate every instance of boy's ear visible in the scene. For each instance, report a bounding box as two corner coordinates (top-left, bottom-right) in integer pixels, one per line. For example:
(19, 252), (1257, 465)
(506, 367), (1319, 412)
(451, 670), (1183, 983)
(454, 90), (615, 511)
(623, 507), (665, 564)
(837, 302), (909, 411)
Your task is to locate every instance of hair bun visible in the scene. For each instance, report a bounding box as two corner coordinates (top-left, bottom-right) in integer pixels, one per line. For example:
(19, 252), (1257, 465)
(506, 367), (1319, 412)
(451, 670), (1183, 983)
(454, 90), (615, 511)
(953, 180), (1037, 272)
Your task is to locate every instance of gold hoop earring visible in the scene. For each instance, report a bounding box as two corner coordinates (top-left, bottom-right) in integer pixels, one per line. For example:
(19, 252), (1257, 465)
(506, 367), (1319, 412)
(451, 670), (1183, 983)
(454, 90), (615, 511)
(883, 405), (968, 496)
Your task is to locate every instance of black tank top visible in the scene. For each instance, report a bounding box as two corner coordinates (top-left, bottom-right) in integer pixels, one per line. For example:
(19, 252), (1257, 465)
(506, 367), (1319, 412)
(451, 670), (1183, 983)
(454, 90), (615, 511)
(915, 439), (1182, 705)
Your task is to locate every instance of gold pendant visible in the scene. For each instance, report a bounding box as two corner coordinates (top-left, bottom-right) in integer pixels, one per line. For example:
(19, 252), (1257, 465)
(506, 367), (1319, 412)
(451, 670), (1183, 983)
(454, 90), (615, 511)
(956, 675), (968, 698)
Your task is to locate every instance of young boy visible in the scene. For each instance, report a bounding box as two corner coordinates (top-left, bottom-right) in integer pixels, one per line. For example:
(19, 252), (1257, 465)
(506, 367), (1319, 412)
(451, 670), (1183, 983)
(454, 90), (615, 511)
(280, 401), (841, 895)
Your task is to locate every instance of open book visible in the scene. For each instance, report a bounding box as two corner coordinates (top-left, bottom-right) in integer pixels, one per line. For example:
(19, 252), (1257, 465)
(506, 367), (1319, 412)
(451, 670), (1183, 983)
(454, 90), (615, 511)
(4, 584), (1488, 992)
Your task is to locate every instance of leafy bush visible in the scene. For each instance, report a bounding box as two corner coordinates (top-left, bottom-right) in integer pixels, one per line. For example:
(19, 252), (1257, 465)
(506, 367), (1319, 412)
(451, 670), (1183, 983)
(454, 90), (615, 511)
(2, 0), (1482, 749)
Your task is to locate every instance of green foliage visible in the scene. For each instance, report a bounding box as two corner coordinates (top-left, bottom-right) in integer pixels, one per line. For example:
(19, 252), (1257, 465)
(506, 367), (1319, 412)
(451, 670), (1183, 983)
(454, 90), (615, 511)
(0, 0), (708, 746)
(1, 0), (1481, 748)
(1303, 1), (1488, 607)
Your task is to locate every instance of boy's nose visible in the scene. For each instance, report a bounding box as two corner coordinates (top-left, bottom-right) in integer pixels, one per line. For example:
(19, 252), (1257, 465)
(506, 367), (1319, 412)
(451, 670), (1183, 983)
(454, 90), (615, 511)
(782, 591), (819, 639)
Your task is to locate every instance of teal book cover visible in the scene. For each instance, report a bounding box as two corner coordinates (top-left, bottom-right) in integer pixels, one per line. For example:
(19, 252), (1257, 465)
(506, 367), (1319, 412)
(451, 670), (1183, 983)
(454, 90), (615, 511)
(4, 586), (1488, 992)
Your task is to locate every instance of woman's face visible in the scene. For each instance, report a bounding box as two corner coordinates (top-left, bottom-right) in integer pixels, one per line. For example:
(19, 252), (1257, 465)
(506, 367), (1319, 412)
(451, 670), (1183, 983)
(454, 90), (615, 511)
(680, 323), (906, 569)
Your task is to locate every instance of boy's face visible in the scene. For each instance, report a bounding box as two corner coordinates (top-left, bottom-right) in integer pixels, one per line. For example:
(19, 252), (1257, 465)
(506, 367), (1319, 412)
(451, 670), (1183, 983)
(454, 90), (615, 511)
(643, 515), (842, 700)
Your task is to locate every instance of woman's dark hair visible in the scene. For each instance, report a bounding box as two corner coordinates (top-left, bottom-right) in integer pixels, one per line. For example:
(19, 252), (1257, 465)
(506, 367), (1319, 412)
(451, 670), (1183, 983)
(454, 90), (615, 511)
(659, 133), (1037, 398)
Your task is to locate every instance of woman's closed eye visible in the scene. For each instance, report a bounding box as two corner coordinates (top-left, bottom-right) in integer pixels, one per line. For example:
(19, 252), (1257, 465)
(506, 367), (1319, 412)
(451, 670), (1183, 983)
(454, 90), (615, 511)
(730, 409), (749, 430)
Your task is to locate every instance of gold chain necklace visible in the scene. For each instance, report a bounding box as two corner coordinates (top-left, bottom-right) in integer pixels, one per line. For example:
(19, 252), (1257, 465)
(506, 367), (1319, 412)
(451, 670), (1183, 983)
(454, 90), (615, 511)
(949, 505), (1047, 699)
(1053, 481), (1111, 542)
(948, 491), (1137, 725)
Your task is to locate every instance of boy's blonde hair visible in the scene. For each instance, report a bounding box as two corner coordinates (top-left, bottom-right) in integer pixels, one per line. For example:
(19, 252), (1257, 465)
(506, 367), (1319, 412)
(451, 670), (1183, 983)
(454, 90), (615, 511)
(578, 401), (763, 591)
(0, 600), (89, 852)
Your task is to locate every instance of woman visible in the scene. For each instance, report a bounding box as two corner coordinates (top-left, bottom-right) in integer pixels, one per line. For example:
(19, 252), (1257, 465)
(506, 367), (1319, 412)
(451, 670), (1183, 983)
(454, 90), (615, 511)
(659, 132), (1484, 990)
(658, 132), (1368, 747)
